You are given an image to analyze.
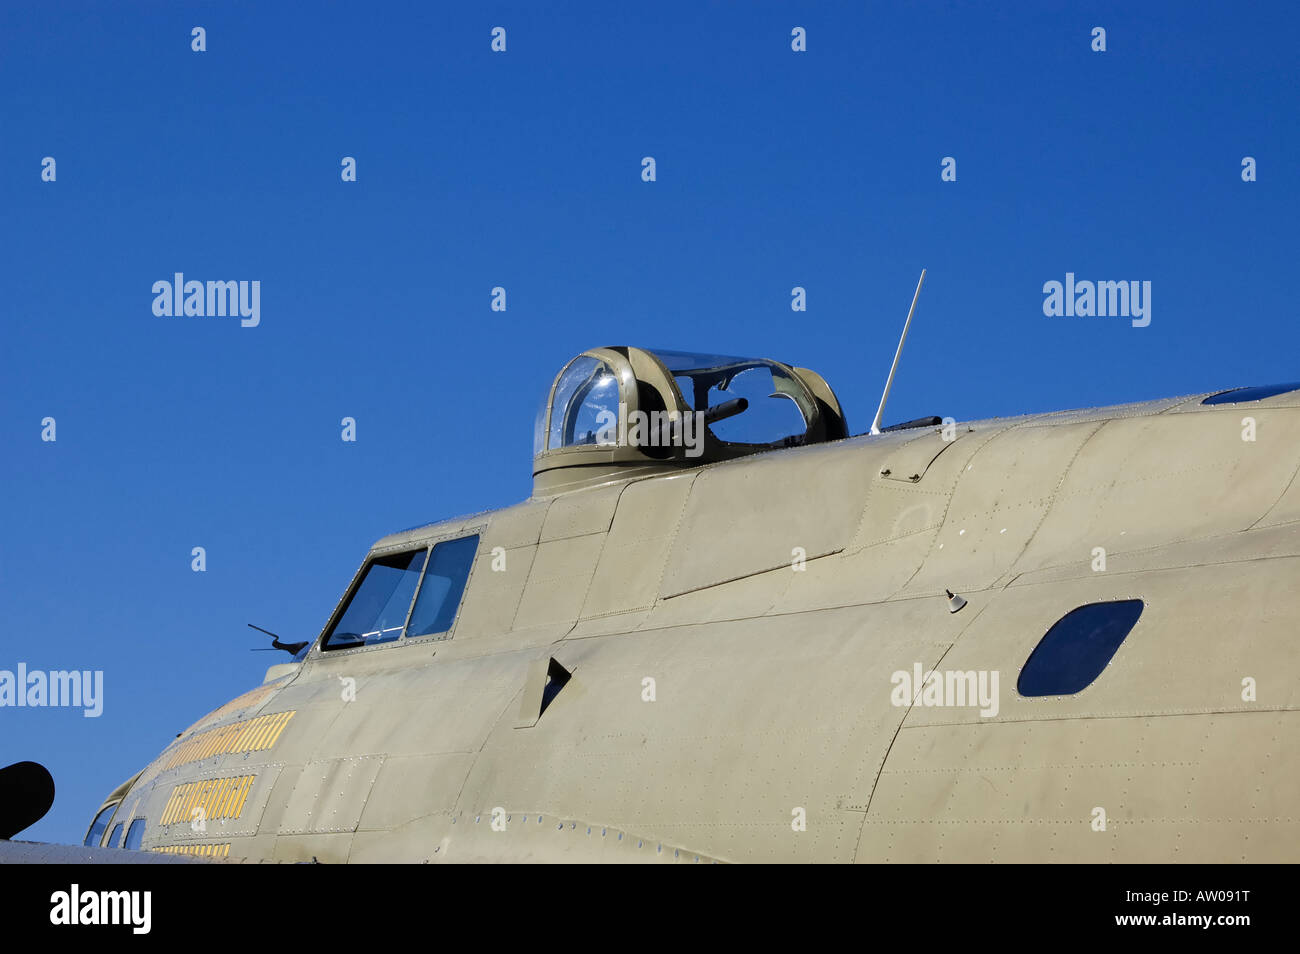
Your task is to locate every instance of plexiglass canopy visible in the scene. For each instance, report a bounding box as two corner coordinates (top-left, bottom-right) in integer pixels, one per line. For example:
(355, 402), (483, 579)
(532, 347), (847, 494)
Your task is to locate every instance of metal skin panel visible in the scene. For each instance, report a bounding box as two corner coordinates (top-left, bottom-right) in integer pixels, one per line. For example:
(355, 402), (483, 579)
(845, 422), (1009, 553)
(898, 421), (1105, 595)
(183, 683), (281, 735)
(860, 711), (1300, 863)
(1007, 395), (1189, 426)
(580, 472), (696, 619)
(775, 529), (939, 614)
(347, 811), (726, 864)
(479, 498), (551, 550)
(247, 765), (302, 848)
(511, 533), (606, 627)
(435, 623), (574, 661)
(356, 754), (473, 833)
(1256, 473), (1300, 528)
(658, 442), (874, 599)
(566, 609), (654, 639)
(89, 391), (1300, 863)
(849, 482), (946, 550)
(278, 756), (385, 835)
(1008, 520), (1300, 588)
(1014, 409), (1300, 571)
(371, 513), (481, 552)
(304, 652), (524, 757)
(454, 601), (974, 863)
(271, 832), (355, 864)
(445, 501), (550, 641)
(454, 545), (536, 640)
(877, 429), (965, 483)
(539, 483), (622, 541)
(904, 561), (1300, 726)
(640, 565), (794, 629)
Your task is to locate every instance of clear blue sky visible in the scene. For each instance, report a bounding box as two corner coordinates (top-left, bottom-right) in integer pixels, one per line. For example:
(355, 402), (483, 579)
(2, 1), (1296, 844)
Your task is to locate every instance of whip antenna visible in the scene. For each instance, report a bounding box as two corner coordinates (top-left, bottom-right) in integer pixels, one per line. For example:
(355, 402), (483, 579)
(869, 268), (927, 436)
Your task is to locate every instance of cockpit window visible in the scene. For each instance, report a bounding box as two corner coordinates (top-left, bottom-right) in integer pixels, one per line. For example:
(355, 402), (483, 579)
(323, 535), (480, 651)
(406, 535), (479, 638)
(545, 355), (622, 450)
(324, 549), (428, 649)
(84, 804), (115, 847)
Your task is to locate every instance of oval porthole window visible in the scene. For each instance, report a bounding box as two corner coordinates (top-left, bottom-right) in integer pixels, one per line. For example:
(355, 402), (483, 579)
(1018, 599), (1144, 696)
(1201, 383), (1300, 405)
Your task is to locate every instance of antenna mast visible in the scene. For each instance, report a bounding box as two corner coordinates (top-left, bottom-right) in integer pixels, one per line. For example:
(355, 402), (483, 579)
(869, 268), (926, 436)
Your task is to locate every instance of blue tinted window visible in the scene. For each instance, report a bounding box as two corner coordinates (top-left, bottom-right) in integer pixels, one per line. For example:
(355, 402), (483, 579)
(108, 822), (123, 847)
(407, 535), (479, 638)
(706, 366), (808, 445)
(325, 548), (428, 649)
(1018, 600), (1144, 696)
(650, 349), (749, 372)
(547, 357), (621, 450)
(124, 818), (145, 850)
(1202, 383), (1300, 405)
(84, 805), (115, 846)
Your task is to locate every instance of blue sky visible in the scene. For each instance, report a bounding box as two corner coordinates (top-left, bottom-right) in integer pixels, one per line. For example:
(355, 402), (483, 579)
(2, 1), (1296, 844)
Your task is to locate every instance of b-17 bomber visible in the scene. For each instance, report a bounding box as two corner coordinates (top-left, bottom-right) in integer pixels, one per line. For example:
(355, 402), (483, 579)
(7, 342), (1300, 864)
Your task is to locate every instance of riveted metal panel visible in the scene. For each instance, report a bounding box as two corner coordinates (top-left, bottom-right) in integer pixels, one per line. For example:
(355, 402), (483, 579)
(278, 756), (385, 835)
(539, 484), (621, 541)
(581, 473), (695, 618)
(659, 443), (872, 599)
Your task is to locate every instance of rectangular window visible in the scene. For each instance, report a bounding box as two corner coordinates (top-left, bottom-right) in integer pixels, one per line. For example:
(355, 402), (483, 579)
(84, 805), (115, 847)
(124, 818), (145, 851)
(407, 535), (479, 638)
(324, 549), (428, 649)
(323, 535), (478, 650)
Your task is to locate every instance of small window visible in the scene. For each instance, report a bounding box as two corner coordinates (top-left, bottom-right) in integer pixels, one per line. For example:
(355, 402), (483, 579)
(1018, 600), (1144, 696)
(406, 535), (479, 638)
(124, 818), (145, 850)
(84, 804), (115, 847)
(108, 821), (124, 848)
(324, 549), (429, 649)
(1202, 383), (1300, 405)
